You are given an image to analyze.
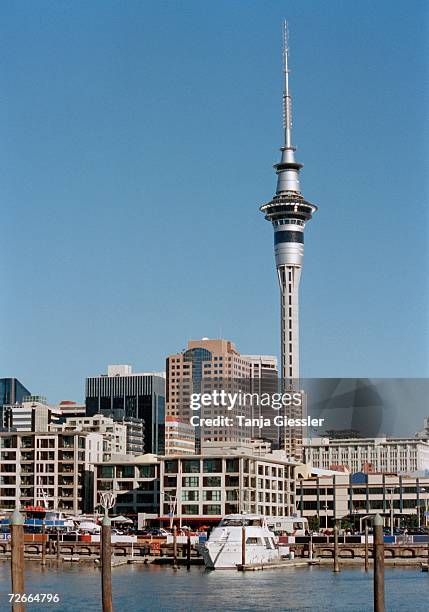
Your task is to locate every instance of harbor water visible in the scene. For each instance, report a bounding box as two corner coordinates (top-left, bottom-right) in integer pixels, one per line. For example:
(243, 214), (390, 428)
(1, 564), (429, 611)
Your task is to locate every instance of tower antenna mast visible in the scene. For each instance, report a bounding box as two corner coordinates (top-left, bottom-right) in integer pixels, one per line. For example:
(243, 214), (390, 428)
(283, 20), (293, 149)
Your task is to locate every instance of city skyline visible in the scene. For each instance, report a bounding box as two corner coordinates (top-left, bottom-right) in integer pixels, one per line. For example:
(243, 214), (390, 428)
(1, 2), (428, 404)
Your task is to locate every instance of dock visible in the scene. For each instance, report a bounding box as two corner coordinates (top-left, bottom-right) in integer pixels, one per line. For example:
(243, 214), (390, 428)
(237, 559), (318, 571)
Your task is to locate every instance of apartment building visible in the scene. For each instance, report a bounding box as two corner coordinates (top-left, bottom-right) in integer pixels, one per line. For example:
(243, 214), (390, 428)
(164, 417), (195, 455)
(0, 431), (103, 514)
(50, 414), (127, 460)
(160, 453), (296, 524)
(303, 437), (429, 473)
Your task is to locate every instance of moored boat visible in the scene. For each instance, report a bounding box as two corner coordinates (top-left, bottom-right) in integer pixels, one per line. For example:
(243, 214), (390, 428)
(200, 513), (287, 569)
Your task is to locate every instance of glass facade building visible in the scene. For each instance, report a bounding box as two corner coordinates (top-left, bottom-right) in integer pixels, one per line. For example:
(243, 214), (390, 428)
(0, 378), (31, 407)
(85, 370), (165, 454)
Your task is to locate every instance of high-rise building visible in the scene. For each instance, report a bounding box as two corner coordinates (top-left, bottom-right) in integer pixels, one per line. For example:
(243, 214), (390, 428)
(242, 355), (279, 446)
(0, 378), (31, 407)
(259, 23), (317, 459)
(85, 365), (165, 454)
(166, 338), (252, 451)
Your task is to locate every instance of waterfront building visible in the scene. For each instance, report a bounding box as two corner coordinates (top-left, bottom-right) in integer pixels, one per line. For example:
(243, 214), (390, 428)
(0, 377), (31, 407)
(259, 23), (317, 460)
(303, 437), (429, 474)
(0, 431), (103, 514)
(85, 364), (165, 454)
(160, 452), (296, 525)
(93, 451), (297, 522)
(164, 416), (195, 455)
(296, 470), (429, 529)
(50, 414), (127, 460)
(166, 338), (252, 451)
(1, 396), (61, 432)
(94, 454), (160, 516)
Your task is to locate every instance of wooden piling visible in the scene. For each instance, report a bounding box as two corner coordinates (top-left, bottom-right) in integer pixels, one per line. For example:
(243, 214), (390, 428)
(41, 520), (46, 566)
(172, 525), (178, 570)
(333, 523), (340, 573)
(364, 525), (369, 572)
(186, 534), (191, 570)
(56, 529), (61, 561)
(373, 514), (385, 612)
(10, 509), (25, 612)
(241, 526), (246, 567)
(101, 516), (113, 612)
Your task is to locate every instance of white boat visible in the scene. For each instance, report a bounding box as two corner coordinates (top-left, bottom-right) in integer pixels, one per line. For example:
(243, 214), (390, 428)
(200, 513), (287, 569)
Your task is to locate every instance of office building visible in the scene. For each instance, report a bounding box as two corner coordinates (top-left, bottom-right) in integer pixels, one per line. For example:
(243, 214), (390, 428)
(85, 364), (165, 454)
(242, 355), (279, 446)
(303, 437), (429, 474)
(0, 431), (103, 514)
(166, 338), (252, 451)
(0, 377), (31, 407)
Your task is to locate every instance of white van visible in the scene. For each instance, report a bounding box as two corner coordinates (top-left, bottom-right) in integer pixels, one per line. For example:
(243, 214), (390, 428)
(266, 516), (308, 536)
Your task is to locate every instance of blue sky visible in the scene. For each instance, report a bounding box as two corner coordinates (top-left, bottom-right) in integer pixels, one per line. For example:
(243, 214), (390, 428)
(1, 0), (428, 403)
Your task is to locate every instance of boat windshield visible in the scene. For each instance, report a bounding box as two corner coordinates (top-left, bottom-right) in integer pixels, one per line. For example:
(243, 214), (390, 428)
(219, 518), (262, 527)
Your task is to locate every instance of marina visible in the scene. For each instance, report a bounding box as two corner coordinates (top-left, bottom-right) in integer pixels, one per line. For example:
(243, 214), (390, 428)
(1, 564), (429, 611)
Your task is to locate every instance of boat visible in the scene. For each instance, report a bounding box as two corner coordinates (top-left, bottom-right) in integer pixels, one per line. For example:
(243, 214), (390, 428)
(200, 513), (288, 569)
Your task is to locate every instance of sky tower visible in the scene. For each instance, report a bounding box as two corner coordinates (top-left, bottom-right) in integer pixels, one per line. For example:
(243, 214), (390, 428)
(260, 22), (317, 385)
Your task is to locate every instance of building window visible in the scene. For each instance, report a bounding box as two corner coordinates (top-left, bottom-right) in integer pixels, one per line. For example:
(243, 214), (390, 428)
(99, 466), (114, 479)
(118, 466), (135, 479)
(203, 476), (221, 487)
(182, 504), (199, 515)
(182, 460), (200, 473)
(225, 459), (239, 473)
(164, 460), (178, 474)
(203, 459), (221, 473)
(203, 504), (221, 515)
(203, 490), (221, 502)
(138, 465), (155, 478)
(225, 475), (239, 487)
(182, 490), (199, 502)
(182, 476), (199, 488)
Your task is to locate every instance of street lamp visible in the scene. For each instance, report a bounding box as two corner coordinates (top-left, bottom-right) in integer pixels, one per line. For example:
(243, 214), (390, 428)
(163, 492), (177, 530)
